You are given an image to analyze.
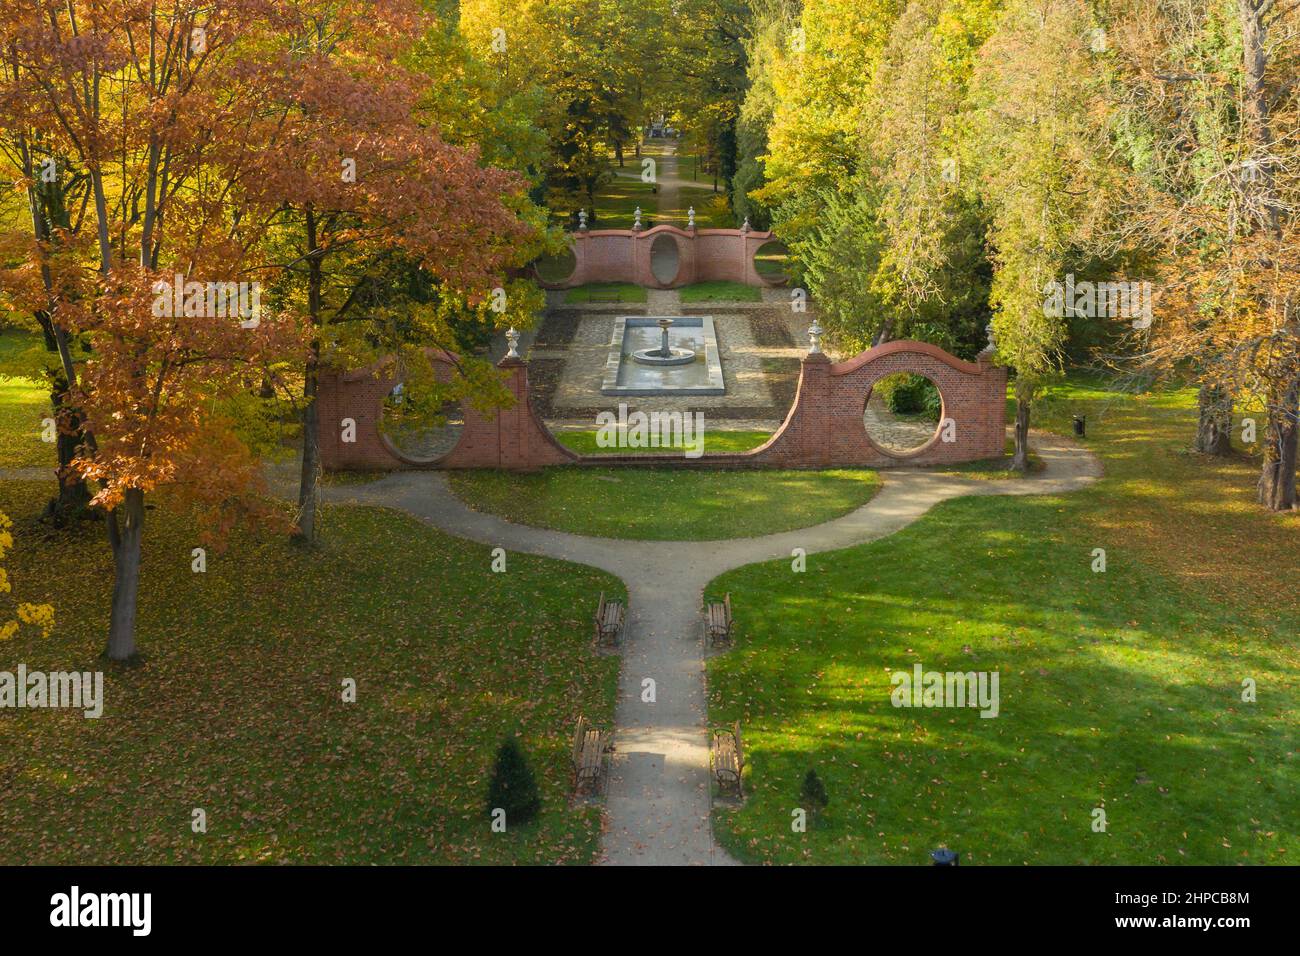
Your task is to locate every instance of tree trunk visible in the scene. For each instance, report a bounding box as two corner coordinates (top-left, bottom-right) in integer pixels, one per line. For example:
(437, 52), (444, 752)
(1195, 384), (1234, 456)
(47, 399), (92, 526)
(35, 316), (92, 525)
(1011, 394), (1032, 472)
(1239, 0), (1281, 238)
(614, 141), (624, 167)
(1257, 377), (1299, 511)
(106, 488), (145, 661)
(297, 344), (321, 543)
(872, 319), (895, 348)
(296, 206), (323, 544)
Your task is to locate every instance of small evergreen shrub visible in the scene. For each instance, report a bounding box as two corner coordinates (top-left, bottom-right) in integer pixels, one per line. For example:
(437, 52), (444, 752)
(486, 736), (542, 826)
(800, 768), (829, 818)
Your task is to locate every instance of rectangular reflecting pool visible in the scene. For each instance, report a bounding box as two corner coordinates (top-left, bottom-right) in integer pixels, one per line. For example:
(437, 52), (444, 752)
(601, 316), (725, 396)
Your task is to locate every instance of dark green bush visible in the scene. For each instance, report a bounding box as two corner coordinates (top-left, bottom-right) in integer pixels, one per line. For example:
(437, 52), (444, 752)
(877, 373), (941, 421)
(486, 736), (541, 826)
(801, 768), (829, 818)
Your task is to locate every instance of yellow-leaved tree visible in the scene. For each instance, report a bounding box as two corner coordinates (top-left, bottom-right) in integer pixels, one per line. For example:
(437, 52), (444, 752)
(0, 511), (53, 641)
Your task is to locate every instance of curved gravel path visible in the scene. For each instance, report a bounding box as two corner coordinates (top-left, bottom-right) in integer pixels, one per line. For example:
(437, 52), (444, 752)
(316, 430), (1101, 866)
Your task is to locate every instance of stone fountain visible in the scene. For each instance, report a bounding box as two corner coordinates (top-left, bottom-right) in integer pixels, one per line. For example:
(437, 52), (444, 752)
(631, 317), (696, 367)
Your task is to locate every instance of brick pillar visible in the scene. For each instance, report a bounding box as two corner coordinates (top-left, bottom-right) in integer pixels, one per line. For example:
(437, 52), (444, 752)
(802, 353), (833, 465)
(483, 355), (576, 471)
(975, 348), (1008, 455)
(497, 356), (526, 469)
(571, 231), (589, 287)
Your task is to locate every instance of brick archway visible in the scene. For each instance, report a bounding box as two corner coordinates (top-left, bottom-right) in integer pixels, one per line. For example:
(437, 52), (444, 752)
(316, 350), (575, 471)
(317, 340), (1005, 473)
(746, 342), (1006, 468)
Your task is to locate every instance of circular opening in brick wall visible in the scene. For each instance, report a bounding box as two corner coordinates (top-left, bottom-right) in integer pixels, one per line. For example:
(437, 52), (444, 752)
(864, 372), (944, 456)
(379, 383), (464, 464)
(534, 245), (577, 284)
(650, 233), (680, 285)
(753, 239), (790, 285)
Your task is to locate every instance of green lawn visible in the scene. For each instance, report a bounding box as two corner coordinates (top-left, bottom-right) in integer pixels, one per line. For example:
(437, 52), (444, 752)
(563, 282), (648, 304)
(706, 379), (1299, 865)
(935, 437), (1044, 479)
(448, 467), (880, 540)
(0, 330), (54, 470)
(679, 281), (763, 304)
(554, 428), (772, 456)
(589, 167), (658, 229)
(754, 243), (791, 281)
(535, 248), (578, 284)
(665, 183), (734, 229)
(0, 481), (620, 864)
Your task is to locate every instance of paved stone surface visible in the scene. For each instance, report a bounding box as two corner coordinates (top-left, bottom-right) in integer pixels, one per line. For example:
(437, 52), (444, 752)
(547, 308), (778, 417)
(312, 429), (1100, 865)
(864, 393), (938, 452)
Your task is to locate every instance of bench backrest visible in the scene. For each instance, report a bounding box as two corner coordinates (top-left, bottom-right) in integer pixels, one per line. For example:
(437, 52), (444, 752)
(594, 591), (606, 623)
(573, 716), (589, 761)
(724, 592), (732, 625)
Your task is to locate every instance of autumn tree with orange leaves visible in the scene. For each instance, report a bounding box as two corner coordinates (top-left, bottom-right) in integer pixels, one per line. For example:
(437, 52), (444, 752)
(0, 0), (547, 657)
(232, 0), (541, 542)
(0, 0), (310, 660)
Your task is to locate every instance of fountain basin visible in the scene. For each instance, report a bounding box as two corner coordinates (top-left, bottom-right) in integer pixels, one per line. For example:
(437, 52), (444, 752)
(632, 346), (696, 366)
(601, 315), (724, 396)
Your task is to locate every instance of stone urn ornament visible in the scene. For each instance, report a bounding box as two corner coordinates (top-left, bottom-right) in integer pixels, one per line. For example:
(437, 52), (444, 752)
(633, 206), (643, 231)
(688, 206), (696, 229)
(506, 327), (520, 359)
(578, 209), (588, 231)
(808, 320), (824, 355)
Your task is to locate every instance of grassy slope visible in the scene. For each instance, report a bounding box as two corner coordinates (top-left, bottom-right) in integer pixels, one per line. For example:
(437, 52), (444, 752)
(590, 166), (658, 229)
(0, 482), (620, 864)
(0, 331), (54, 469)
(448, 467), (879, 541)
(707, 379), (1299, 865)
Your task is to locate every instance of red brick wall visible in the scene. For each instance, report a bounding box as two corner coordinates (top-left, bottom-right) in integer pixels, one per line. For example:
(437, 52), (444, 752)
(540, 226), (786, 290)
(317, 341), (1006, 473)
(318, 353), (576, 472)
(748, 343), (1007, 467)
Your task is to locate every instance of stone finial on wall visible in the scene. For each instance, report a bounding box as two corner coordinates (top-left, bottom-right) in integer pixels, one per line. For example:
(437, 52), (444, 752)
(808, 319), (824, 355)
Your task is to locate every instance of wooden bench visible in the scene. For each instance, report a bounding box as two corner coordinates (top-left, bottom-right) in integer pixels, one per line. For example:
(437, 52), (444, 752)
(706, 592), (733, 646)
(593, 590), (625, 647)
(571, 716), (609, 794)
(711, 722), (744, 796)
